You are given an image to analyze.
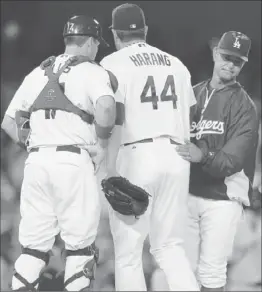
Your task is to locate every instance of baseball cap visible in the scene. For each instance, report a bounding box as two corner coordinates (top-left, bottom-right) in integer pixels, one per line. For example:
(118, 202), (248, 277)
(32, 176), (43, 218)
(110, 3), (146, 31)
(63, 15), (109, 47)
(216, 31), (251, 62)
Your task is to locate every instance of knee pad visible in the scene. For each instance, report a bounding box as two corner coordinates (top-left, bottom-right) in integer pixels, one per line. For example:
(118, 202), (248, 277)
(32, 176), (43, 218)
(64, 242), (99, 291)
(12, 246), (51, 291)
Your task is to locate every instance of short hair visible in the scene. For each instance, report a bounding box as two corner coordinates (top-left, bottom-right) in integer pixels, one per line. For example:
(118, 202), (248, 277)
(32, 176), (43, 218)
(114, 28), (146, 42)
(64, 35), (90, 47)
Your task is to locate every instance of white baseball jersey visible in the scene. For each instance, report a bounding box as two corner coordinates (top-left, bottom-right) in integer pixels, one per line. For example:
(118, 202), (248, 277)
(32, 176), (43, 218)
(6, 54), (115, 149)
(100, 43), (200, 291)
(100, 42), (196, 144)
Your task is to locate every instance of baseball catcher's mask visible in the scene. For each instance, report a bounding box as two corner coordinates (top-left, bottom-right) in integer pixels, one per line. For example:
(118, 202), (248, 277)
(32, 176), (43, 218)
(101, 176), (151, 217)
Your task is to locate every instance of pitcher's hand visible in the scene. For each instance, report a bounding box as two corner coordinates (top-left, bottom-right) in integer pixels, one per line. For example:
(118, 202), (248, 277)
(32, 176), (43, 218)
(105, 168), (120, 179)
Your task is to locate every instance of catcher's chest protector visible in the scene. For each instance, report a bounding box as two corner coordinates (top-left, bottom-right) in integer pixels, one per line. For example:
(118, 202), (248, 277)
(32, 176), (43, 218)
(29, 55), (94, 124)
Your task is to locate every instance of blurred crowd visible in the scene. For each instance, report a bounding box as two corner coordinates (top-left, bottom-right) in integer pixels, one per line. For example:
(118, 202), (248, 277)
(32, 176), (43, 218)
(1, 1), (261, 290)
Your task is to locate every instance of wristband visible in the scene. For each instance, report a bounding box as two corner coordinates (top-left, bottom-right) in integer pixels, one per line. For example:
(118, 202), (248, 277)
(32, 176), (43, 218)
(94, 121), (114, 139)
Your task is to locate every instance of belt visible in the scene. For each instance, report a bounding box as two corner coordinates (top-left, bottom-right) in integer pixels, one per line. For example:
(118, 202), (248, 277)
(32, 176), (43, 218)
(123, 138), (181, 147)
(30, 145), (81, 154)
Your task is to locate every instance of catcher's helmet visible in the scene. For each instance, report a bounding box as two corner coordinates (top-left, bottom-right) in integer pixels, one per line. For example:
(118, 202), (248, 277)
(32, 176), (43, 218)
(63, 15), (109, 47)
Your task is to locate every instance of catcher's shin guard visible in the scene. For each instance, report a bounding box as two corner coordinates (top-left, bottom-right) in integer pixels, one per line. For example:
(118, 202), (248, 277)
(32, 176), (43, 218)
(12, 274), (38, 292)
(64, 242), (99, 291)
(11, 247), (51, 291)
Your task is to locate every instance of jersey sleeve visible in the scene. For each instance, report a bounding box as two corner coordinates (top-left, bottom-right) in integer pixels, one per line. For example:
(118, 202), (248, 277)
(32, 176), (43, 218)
(5, 76), (32, 119)
(199, 92), (259, 178)
(87, 67), (116, 107)
(185, 68), (196, 107)
(100, 56), (125, 125)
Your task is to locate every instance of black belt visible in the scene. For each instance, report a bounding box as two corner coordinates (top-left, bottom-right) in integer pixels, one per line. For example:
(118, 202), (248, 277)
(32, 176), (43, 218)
(123, 138), (181, 147)
(30, 145), (81, 154)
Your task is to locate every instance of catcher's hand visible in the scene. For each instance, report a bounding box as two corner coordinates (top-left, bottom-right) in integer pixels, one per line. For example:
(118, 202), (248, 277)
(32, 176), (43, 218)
(79, 144), (106, 174)
(101, 176), (151, 217)
(15, 110), (31, 150)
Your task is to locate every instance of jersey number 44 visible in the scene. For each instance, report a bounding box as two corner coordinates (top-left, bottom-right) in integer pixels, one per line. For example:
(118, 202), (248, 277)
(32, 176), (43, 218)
(140, 75), (177, 110)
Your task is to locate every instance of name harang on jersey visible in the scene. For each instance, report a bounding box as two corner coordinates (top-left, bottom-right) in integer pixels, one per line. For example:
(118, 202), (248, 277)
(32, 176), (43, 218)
(129, 52), (171, 67)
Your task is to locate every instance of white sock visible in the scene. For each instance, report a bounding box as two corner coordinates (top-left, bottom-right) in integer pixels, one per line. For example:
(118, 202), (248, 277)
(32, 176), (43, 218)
(64, 255), (94, 291)
(12, 254), (45, 290)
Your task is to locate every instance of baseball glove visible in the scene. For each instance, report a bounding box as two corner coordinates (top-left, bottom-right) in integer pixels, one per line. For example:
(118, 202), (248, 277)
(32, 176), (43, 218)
(101, 176), (150, 217)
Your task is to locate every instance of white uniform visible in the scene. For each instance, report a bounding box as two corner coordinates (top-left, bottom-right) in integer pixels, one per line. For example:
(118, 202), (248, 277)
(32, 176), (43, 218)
(6, 54), (115, 290)
(101, 43), (199, 291)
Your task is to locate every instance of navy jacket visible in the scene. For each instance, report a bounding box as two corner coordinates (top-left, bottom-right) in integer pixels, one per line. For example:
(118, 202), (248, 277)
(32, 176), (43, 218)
(190, 79), (259, 205)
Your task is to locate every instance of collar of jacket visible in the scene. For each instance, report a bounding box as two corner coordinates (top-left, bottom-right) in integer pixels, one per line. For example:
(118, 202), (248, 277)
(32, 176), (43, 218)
(203, 78), (242, 92)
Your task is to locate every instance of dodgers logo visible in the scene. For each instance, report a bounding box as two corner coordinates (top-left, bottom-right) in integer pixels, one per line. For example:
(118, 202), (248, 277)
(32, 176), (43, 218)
(233, 37), (241, 49)
(190, 116), (224, 140)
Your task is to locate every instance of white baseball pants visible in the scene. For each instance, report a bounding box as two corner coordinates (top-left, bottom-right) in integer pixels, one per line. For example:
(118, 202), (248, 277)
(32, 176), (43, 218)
(108, 137), (200, 291)
(12, 147), (100, 290)
(184, 195), (243, 289)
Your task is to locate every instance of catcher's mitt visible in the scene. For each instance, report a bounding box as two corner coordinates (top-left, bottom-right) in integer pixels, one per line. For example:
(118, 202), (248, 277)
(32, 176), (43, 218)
(101, 176), (150, 217)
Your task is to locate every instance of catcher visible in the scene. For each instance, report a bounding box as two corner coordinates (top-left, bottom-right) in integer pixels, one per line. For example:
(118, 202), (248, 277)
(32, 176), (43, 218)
(1, 15), (116, 291)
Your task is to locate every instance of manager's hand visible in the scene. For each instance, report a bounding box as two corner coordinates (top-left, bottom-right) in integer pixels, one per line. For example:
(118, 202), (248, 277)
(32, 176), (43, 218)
(176, 140), (204, 163)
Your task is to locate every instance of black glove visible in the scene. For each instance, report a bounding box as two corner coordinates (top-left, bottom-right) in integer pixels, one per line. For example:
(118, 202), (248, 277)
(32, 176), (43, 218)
(101, 176), (150, 217)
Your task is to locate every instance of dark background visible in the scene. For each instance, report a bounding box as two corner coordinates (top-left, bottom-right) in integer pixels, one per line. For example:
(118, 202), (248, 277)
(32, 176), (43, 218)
(1, 1), (261, 290)
(1, 1), (261, 92)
